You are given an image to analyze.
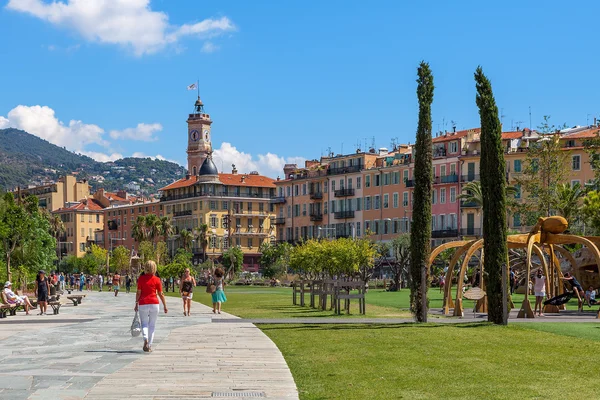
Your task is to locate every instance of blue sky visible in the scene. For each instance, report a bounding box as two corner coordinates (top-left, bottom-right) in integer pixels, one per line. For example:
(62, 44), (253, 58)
(1, 0), (598, 177)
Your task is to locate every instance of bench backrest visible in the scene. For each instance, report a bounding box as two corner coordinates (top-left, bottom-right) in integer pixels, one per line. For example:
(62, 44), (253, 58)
(0, 291), (9, 305)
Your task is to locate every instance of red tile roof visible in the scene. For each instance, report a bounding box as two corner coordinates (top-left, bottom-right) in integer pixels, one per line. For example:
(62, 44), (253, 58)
(58, 198), (105, 212)
(501, 131), (525, 140)
(561, 128), (600, 139)
(159, 173), (276, 191)
(104, 192), (128, 202)
(432, 128), (479, 143)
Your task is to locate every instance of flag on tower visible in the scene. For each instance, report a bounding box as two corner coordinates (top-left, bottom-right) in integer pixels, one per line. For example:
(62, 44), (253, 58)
(187, 83), (197, 90)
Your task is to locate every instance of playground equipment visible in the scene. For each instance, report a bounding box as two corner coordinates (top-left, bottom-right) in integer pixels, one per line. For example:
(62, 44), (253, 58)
(429, 216), (600, 318)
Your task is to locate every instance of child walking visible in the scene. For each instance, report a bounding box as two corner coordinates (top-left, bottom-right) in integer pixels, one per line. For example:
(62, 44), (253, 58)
(211, 267), (227, 314)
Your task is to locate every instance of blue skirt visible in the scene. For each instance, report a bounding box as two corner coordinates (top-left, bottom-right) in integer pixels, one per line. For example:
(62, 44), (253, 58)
(212, 289), (227, 303)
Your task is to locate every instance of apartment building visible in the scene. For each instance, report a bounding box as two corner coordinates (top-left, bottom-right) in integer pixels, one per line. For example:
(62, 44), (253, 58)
(14, 175), (90, 211)
(53, 198), (105, 257)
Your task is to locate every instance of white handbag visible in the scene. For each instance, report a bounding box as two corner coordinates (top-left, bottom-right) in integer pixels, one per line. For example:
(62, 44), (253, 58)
(130, 311), (141, 337)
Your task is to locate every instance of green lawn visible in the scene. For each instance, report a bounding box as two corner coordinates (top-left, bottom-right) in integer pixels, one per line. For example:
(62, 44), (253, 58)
(165, 286), (413, 319)
(261, 322), (600, 399)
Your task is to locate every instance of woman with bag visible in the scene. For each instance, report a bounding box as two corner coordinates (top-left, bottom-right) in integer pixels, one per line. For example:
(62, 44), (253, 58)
(179, 268), (196, 316)
(211, 267), (227, 314)
(134, 261), (168, 353)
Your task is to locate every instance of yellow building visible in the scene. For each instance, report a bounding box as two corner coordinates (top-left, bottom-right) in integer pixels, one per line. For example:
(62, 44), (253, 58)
(14, 175), (90, 211)
(53, 198), (105, 257)
(159, 97), (277, 272)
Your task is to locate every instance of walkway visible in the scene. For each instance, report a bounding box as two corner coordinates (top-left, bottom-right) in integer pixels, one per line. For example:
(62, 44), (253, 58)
(0, 291), (298, 400)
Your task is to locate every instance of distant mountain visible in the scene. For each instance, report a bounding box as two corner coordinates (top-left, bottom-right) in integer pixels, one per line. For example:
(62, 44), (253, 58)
(0, 128), (186, 195)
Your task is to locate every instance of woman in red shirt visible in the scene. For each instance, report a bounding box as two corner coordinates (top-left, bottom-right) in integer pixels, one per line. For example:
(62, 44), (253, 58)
(134, 261), (168, 352)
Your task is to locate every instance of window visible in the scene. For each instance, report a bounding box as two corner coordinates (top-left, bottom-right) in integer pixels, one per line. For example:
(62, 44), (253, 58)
(295, 204), (300, 217)
(384, 173), (390, 186)
(373, 220), (380, 234)
(324, 201), (328, 214)
(375, 174), (381, 187)
(514, 159), (522, 173)
(572, 180), (581, 188)
(324, 181), (328, 193)
(393, 193), (399, 208)
(403, 170), (409, 183)
(287, 205), (291, 217)
(357, 177), (362, 189)
(88, 214), (92, 223)
(365, 220), (371, 232)
(80, 214), (84, 222)
(365, 196), (371, 211)
(374, 195), (381, 210)
(80, 243), (85, 252)
(302, 184), (307, 195)
(123, 217), (127, 226)
(286, 186), (291, 197)
(80, 228), (84, 237)
(356, 222), (361, 237)
(332, 181), (336, 191)
(302, 204), (307, 216)
(403, 192), (409, 207)
(441, 165), (446, 177)
(383, 194), (389, 208)
(450, 187), (456, 203)
(259, 202), (264, 212)
(513, 213), (521, 227)
(572, 155), (581, 171)
(96, 214), (100, 223)
(365, 175), (371, 187)
(450, 141), (458, 153)
(295, 185), (299, 196)
(210, 200), (217, 209)
(248, 238), (253, 248)
(347, 178), (353, 189)
(450, 164), (456, 176)
(515, 184), (521, 199)
(248, 202), (253, 212)
(393, 172), (400, 184)
(440, 188), (446, 204)
(432, 190), (437, 205)
(210, 214), (218, 228)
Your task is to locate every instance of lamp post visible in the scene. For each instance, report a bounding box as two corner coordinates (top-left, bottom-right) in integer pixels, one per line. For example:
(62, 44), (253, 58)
(211, 229), (217, 269)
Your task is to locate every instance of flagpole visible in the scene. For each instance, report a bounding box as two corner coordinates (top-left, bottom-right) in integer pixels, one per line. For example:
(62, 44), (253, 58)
(197, 78), (199, 99)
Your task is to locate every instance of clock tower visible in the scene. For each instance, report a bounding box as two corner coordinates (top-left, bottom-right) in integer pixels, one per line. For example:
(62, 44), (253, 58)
(186, 96), (213, 175)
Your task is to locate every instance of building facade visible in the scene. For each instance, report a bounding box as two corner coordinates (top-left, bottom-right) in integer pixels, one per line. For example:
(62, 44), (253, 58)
(53, 198), (105, 258)
(14, 175), (90, 211)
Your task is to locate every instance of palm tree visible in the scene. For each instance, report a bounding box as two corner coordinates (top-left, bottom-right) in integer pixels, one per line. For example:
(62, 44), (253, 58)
(194, 223), (209, 262)
(47, 213), (66, 260)
(132, 215), (147, 243)
(144, 214), (161, 243)
(159, 216), (174, 239)
(458, 181), (517, 235)
(179, 229), (193, 251)
(556, 182), (584, 222)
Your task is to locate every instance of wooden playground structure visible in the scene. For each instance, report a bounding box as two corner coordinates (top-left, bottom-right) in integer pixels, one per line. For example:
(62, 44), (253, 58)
(429, 216), (600, 318)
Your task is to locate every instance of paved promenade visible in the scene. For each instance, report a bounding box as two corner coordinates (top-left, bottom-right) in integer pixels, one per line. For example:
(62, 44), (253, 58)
(0, 291), (298, 400)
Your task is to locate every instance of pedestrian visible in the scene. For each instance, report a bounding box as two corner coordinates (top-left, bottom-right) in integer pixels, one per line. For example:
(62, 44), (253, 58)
(585, 285), (598, 307)
(69, 274), (75, 290)
(180, 268), (196, 316)
(532, 268), (546, 317)
(134, 261), (168, 352)
(112, 272), (121, 297)
(79, 273), (85, 292)
(563, 272), (584, 311)
(169, 276), (174, 293)
(211, 267), (227, 314)
(126, 275), (132, 293)
(439, 274), (445, 293)
(509, 268), (516, 295)
(59, 273), (65, 292)
(34, 270), (50, 315)
(98, 273), (104, 292)
(86, 275), (92, 291)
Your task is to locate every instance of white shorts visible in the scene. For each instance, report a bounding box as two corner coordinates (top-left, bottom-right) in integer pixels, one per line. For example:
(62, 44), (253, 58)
(182, 293), (193, 300)
(535, 292), (546, 298)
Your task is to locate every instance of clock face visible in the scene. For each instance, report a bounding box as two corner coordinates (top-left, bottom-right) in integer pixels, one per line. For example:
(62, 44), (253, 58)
(203, 129), (210, 141)
(190, 129), (200, 141)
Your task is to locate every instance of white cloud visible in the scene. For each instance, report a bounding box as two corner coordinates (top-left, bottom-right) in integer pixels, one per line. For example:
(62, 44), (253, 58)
(6, 0), (235, 56)
(131, 152), (181, 165)
(79, 151), (123, 162)
(213, 142), (306, 179)
(201, 41), (218, 53)
(110, 123), (162, 141)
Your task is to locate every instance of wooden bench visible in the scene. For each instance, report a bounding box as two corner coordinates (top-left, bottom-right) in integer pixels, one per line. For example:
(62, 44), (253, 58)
(292, 281), (311, 307)
(334, 280), (366, 315)
(0, 291), (20, 317)
(66, 294), (86, 306)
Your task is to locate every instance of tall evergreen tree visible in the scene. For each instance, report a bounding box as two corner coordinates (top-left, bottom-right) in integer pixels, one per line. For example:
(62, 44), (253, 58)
(409, 61), (434, 323)
(475, 66), (508, 325)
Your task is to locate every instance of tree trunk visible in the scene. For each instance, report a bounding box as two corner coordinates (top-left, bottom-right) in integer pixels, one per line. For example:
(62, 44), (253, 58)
(475, 67), (508, 325)
(409, 62), (434, 323)
(6, 252), (11, 282)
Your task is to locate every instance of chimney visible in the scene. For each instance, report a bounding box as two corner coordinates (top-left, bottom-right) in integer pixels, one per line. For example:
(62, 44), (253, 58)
(185, 173), (190, 180)
(277, 176), (280, 181)
(241, 175), (246, 183)
(232, 164), (238, 175)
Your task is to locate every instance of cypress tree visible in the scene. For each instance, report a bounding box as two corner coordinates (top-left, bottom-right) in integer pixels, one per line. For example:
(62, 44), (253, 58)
(475, 66), (508, 325)
(409, 62), (434, 323)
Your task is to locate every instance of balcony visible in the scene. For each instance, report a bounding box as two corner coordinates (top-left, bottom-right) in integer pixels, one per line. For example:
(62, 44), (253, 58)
(460, 200), (480, 208)
(460, 228), (481, 237)
(309, 213), (323, 221)
(334, 188), (355, 197)
(232, 210), (271, 217)
(173, 210), (193, 217)
(334, 210), (355, 219)
(309, 191), (323, 200)
(274, 217), (286, 225)
(405, 179), (414, 188)
(461, 174), (480, 182)
(270, 196), (286, 204)
(438, 175), (459, 184)
(160, 191), (273, 202)
(431, 229), (459, 238)
(327, 165), (361, 176)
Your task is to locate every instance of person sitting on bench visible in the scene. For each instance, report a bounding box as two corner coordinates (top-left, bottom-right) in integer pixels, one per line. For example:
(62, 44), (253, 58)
(4, 281), (33, 315)
(585, 286), (598, 307)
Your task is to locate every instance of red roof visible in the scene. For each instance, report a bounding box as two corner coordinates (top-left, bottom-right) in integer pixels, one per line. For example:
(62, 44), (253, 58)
(501, 131), (525, 140)
(58, 198), (105, 212)
(561, 128), (600, 139)
(104, 192), (128, 202)
(160, 173), (276, 191)
(432, 128), (479, 143)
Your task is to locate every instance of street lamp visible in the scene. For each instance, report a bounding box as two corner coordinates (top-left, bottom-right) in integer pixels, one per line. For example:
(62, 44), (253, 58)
(211, 229), (217, 269)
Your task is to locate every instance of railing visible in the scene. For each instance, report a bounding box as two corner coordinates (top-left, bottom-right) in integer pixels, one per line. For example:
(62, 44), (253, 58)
(461, 174), (480, 182)
(231, 210), (271, 217)
(334, 210), (355, 219)
(460, 228), (481, 237)
(431, 229), (459, 238)
(439, 175), (459, 184)
(310, 213), (323, 221)
(173, 210), (193, 217)
(327, 165), (362, 176)
(405, 179), (414, 188)
(309, 192), (323, 200)
(160, 191), (274, 202)
(270, 196), (286, 204)
(460, 200), (480, 208)
(334, 188), (355, 197)
(274, 217), (286, 225)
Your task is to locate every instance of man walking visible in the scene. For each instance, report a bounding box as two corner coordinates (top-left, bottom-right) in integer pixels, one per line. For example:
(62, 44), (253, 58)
(98, 273), (104, 292)
(112, 272), (121, 297)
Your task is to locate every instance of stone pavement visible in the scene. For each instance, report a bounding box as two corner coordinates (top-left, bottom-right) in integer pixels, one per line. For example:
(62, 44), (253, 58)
(0, 291), (298, 400)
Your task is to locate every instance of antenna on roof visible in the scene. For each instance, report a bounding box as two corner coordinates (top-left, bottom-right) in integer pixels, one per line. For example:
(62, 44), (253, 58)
(500, 108), (506, 126)
(371, 136), (375, 150)
(529, 106), (532, 130)
(341, 142), (344, 155)
(451, 120), (457, 133)
(514, 120), (524, 131)
(390, 138), (397, 150)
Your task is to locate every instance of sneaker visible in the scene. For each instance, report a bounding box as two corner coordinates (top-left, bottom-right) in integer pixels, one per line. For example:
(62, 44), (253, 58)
(143, 340), (149, 352)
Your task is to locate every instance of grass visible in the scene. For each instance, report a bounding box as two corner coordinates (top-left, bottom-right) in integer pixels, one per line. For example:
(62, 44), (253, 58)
(260, 322), (600, 399)
(165, 286), (413, 319)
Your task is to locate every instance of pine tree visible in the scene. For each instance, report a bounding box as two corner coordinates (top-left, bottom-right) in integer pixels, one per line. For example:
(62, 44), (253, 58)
(409, 61), (434, 323)
(475, 66), (508, 325)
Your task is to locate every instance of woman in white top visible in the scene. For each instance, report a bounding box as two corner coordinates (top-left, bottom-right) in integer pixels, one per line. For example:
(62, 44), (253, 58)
(533, 268), (546, 317)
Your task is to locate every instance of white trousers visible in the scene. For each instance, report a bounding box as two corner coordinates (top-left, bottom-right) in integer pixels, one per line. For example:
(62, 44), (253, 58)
(138, 304), (159, 345)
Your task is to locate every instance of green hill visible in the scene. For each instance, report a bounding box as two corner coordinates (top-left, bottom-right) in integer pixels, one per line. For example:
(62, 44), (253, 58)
(0, 128), (186, 194)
